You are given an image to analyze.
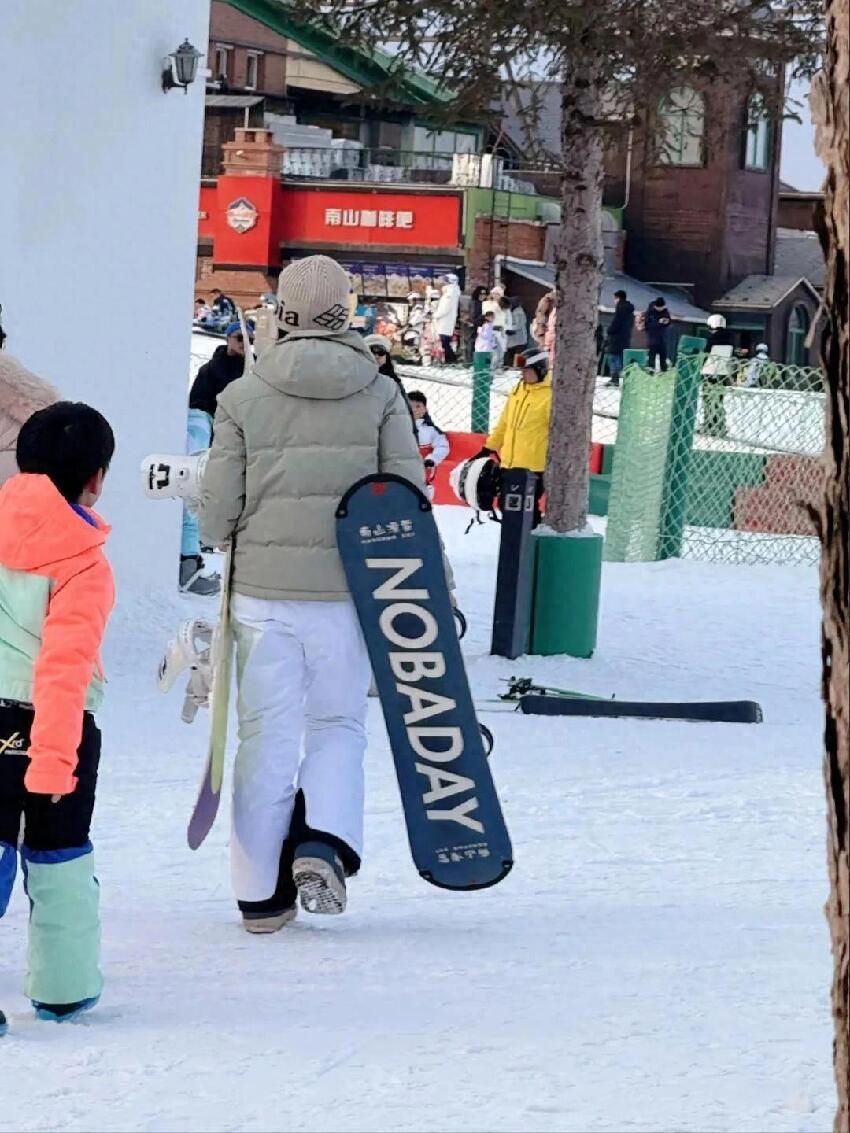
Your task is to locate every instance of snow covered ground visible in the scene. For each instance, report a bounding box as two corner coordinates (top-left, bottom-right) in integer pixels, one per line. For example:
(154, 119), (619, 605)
(0, 508), (833, 1133)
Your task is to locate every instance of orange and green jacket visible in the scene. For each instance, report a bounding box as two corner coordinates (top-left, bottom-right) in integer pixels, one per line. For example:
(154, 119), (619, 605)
(0, 474), (114, 795)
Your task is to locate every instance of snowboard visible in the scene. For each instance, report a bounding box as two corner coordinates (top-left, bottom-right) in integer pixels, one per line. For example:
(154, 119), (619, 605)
(186, 540), (235, 849)
(336, 474), (512, 891)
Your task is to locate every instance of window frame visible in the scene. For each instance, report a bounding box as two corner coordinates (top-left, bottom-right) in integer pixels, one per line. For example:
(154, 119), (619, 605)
(655, 86), (707, 168)
(743, 96), (773, 172)
(245, 50), (262, 91)
(213, 43), (232, 83)
(785, 303), (810, 366)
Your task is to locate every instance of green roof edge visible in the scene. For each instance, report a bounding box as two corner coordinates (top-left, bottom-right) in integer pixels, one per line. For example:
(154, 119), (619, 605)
(223, 0), (453, 107)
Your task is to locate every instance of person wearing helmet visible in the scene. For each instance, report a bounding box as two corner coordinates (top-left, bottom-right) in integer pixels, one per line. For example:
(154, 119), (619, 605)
(363, 334), (399, 383)
(475, 350), (552, 524)
(363, 335), (417, 438)
(745, 342), (771, 388)
(701, 314), (737, 437)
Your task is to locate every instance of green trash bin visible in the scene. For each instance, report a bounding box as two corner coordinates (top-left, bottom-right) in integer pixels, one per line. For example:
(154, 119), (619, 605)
(529, 530), (604, 658)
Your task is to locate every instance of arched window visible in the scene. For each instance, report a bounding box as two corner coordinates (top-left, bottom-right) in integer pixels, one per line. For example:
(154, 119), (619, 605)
(657, 86), (705, 166)
(785, 304), (810, 366)
(743, 95), (773, 171)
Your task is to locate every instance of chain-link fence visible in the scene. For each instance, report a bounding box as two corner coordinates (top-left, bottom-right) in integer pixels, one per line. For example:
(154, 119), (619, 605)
(605, 358), (825, 566)
(394, 362), (622, 444)
(395, 362), (510, 435)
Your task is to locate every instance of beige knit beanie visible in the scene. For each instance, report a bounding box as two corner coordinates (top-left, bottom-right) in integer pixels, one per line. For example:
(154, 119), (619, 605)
(276, 255), (351, 335)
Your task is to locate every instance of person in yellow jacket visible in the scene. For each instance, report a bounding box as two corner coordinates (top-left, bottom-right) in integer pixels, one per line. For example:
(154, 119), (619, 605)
(476, 349), (551, 523)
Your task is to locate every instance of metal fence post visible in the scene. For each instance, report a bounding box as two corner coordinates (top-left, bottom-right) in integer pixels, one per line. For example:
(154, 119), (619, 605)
(657, 343), (703, 560)
(471, 352), (493, 434)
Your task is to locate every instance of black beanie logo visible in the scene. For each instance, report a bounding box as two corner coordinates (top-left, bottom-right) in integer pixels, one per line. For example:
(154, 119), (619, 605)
(313, 304), (348, 331)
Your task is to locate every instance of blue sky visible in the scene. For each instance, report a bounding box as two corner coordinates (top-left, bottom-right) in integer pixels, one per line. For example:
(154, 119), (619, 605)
(780, 79), (825, 191)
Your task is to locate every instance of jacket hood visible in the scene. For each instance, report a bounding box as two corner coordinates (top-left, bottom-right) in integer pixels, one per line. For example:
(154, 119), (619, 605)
(207, 344), (245, 374)
(252, 329), (378, 401)
(0, 473), (109, 572)
(0, 354), (59, 429)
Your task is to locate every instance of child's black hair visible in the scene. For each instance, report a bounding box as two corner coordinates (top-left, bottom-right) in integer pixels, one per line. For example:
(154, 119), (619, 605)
(477, 313), (494, 327)
(16, 401), (115, 502)
(407, 390), (427, 406)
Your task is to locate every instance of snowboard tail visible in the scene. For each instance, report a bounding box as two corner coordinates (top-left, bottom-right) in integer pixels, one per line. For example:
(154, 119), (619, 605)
(336, 475), (512, 891)
(187, 541), (235, 849)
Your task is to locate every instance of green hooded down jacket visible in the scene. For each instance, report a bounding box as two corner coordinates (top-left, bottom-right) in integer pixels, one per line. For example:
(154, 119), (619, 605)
(199, 329), (426, 602)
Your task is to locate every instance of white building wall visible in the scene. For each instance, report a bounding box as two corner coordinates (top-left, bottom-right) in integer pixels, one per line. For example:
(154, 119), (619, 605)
(0, 0), (210, 588)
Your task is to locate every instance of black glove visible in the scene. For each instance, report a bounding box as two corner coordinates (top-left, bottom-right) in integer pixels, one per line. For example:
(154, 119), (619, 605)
(423, 458), (435, 469)
(472, 447), (493, 460)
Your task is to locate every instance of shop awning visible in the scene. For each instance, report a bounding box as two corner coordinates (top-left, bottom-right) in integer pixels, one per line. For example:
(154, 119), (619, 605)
(205, 94), (264, 109)
(498, 256), (711, 324)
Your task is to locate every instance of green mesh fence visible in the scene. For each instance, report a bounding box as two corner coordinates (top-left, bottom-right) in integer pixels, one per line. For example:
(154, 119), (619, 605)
(605, 367), (676, 561)
(605, 359), (825, 566)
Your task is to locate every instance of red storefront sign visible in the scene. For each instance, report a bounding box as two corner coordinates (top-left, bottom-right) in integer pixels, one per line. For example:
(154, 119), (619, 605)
(274, 188), (463, 250)
(199, 182), (463, 268)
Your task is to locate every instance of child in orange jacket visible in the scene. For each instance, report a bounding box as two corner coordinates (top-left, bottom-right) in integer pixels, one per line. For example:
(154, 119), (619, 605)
(0, 401), (115, 1033)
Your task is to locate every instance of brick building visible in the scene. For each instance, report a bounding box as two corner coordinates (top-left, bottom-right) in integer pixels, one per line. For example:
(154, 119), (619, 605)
(194, 2), (818, 362)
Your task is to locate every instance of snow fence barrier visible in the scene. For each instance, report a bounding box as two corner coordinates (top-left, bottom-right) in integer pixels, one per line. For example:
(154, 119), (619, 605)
(604, 357), (825, 566)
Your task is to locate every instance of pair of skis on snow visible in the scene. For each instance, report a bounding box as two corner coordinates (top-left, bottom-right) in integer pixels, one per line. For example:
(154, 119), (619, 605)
(479, 676), (763, 723)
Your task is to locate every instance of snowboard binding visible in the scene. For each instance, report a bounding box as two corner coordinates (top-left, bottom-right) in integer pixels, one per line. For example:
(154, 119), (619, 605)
(141, 450), (208, 503)
(158, 617), (215, 723)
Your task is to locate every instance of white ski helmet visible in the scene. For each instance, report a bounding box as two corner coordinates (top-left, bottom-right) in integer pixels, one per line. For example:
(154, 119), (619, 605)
(449, 456), (501, 514)
(707, 313), (727, 330)
(363, 333), (393, 354)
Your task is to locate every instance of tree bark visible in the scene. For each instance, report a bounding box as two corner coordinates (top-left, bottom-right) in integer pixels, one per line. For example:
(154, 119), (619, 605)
(811, 3), (850, 1127)
(544, 59), (605, 533)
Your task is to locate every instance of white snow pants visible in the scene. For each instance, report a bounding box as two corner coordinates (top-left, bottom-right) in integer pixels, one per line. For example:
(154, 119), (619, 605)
(230, 595), (371, 903)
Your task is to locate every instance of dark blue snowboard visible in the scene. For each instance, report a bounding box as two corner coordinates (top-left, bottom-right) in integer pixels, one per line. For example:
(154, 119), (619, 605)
(337, 475), (513, 891)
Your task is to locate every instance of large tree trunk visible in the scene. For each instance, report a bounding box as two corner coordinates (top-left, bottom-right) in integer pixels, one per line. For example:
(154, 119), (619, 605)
(811, 2), (850, 1127)
(545, 59), (605, 533)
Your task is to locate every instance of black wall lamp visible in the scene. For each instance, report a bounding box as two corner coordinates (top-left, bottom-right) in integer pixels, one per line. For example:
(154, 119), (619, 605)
(162, 39), (204, 93)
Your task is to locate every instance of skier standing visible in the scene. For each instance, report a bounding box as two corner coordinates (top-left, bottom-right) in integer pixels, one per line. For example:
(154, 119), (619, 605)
(181, 322), (251, 596)
(476, 350), (552, 526)
(198, 255), (426, 932)
(0, 402), (115, 1027)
